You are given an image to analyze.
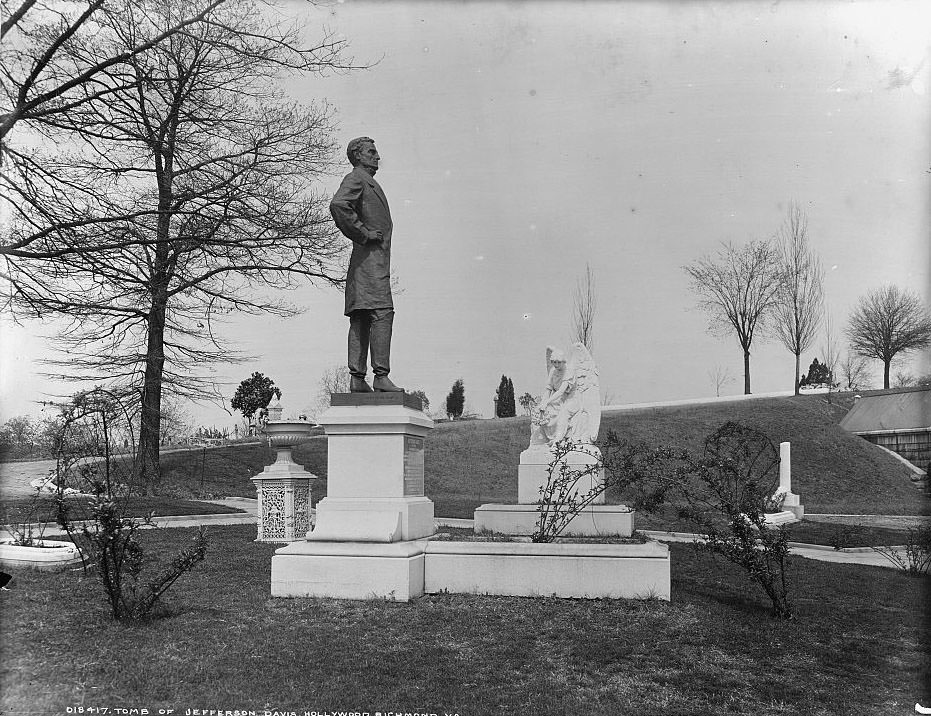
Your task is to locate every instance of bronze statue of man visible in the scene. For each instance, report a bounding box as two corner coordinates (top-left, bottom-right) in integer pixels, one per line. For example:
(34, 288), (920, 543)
(329, 137), (403, 393)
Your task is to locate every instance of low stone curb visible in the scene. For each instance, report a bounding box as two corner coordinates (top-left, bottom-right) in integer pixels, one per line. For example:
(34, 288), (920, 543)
(436, 517), (479, 529)
(149, 512), (255, 525)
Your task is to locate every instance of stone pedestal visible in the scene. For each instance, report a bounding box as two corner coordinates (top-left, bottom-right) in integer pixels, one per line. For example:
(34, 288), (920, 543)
(252, 469), (313, 543)
(253, 421), (315, 543)
(475, 442), (635, 537)
(271, 393), (434, 600)
(517, 444), (606, 505)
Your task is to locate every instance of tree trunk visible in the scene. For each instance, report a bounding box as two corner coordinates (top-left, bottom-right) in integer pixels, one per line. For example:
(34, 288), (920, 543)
(794, 352), (800, 396)
(743, 349), (751, 394)
(137, 138), (174, 494)
(883, 359), (891, 390)
(137, 296), (167, 494)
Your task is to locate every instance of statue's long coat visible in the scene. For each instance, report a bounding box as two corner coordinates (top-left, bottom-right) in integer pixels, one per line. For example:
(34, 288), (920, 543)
(329, 165), (393, 316)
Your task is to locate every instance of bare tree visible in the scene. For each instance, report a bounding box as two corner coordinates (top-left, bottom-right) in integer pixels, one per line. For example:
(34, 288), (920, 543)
(313, 365), (350, 418)
(846, 285), (931, 389)
(571, 263), (596, 351)
(518, 392), (538, 416)
(819, 311), (842, 401)
(819, 311), (841, 385)
(0, 0), (243, 270)
(3, 1), (355, 491)
(839, 353), (871, 391)
(708, 365), (735, 397)
(159, 397), (194, 446)
(772, 204), (824, 395)
(408, 389), (430, 411)
(685, 240), (782, 394)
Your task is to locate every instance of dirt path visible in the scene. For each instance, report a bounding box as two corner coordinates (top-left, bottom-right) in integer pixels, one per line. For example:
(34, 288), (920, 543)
(0, 459), (57, 499)
(0, 446), (212, 500)
(805, 513), (930, 529)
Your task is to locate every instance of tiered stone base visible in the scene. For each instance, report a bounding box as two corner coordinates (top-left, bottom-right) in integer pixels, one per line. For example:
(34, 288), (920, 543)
(268, 394), (670, 603)
(475, 443), (634, 537)
(307, 496), (435, 542)
(271, 538), (671, 601)
(424, 540), (670, 600)
(272, 540), (429, 600)
(270, 393), (434, 601)
(780, 492), (804, 520)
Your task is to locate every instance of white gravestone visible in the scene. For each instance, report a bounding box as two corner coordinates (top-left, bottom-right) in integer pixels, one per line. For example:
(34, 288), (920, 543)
(774, 441), (803, 520)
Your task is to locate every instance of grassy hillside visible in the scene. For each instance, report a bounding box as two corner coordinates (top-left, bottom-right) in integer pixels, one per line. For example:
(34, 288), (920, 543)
(425, 394), (929, 517)
(157, 395), (929, 517)
(158, 439), (328, 499)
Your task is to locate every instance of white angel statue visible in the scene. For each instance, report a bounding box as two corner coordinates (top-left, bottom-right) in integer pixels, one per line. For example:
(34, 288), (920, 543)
(529, 342), (601, 447)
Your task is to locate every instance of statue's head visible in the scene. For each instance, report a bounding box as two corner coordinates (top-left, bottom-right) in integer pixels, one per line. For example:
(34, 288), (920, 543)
(548, 348), (567, 371)
(347, 137), (378, 172)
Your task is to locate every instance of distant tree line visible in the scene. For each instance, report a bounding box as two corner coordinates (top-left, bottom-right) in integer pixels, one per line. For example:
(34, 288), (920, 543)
(0, 414), (65, 460)
(685, 202), (931, 394)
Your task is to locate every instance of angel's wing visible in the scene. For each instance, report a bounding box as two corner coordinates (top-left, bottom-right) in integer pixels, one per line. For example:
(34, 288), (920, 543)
(570, 342), (601, 441)
(570, 343), (598, 390)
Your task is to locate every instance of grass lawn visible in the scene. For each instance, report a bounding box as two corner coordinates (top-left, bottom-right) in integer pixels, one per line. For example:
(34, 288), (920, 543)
(0, 524), (928, 715)
(633, 508), (923, 548)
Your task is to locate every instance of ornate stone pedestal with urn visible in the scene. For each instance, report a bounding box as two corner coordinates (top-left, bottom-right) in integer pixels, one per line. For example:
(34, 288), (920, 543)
(252, 404), (316, 543)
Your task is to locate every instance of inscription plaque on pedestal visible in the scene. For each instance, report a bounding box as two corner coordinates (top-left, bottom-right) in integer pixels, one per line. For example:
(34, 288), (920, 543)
(404, 436), (425, 496)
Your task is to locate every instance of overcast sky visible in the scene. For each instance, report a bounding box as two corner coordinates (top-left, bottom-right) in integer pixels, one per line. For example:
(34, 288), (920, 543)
(1, 0), (929, 426)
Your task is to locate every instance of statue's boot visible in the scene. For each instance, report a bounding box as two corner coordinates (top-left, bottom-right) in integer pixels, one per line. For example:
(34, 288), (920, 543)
(373, 375), (404, 392)
(350, 376), (373, 393)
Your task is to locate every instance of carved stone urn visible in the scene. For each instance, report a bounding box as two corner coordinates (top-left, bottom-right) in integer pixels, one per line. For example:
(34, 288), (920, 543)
(252, 419), (316, 543)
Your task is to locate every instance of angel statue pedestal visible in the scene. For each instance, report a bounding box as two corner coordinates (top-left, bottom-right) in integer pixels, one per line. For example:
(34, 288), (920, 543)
(475, 342), (635, 537)
(270, 392), (435, 601)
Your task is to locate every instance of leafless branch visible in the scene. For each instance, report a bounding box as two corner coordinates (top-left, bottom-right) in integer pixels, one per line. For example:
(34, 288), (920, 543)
(571, 262), (596, 352)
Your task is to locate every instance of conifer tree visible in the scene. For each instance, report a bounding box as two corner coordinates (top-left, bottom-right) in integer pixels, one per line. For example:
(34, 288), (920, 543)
(445, 379), (465, 420)
(495, 375), (517, 417)
(505, 377), (517, 417)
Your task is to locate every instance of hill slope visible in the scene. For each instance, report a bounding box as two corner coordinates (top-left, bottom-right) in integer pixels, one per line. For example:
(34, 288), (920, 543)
(159, 395), (929, 517)
(422, 395), (928, 517)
